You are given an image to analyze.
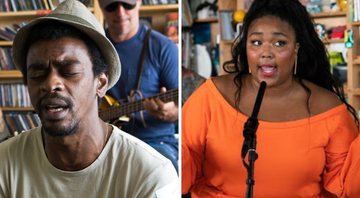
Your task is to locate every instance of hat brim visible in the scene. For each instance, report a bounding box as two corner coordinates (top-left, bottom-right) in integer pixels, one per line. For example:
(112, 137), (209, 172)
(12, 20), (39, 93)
(13, 14), (121, 90)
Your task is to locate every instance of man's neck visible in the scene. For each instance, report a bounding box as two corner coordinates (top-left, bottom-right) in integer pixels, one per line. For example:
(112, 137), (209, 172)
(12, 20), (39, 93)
(42, 120), (111, 171)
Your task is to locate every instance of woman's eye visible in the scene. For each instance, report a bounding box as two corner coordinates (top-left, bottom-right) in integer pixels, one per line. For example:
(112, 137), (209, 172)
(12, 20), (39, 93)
(251, 40), (262, 46)
(274, 41), (287, 47)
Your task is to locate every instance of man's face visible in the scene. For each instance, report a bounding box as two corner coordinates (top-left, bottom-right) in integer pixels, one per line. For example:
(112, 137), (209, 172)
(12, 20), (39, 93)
(103, 0), (140, 40)
(26, 37), (100, 136)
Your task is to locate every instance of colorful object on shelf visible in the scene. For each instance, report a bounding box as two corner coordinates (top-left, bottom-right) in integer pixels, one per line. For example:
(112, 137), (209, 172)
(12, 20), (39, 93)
(330, 25), (346, 39)
(165, 12), (178, 44)
(232, 10), (245, 39)
(338, 0), (347, 11)
(329, 51), (345, 68)
(195, 0), (218, 19)
(306, 0), (322, 13)
(345, 29), (354, 48)
(233, 9), (246, 23)
(315, 23), (326, 40)
(322, 0), (340, 12)
(330, 0), (340, 11)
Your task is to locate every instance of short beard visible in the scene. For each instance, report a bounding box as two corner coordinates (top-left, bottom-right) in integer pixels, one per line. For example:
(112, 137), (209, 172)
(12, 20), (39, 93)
(36, 93), (78, 137)
(42, 121), (79, 137)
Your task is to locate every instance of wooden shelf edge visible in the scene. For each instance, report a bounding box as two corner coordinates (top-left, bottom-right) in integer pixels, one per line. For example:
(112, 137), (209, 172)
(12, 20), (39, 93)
(350, 21), (360, 26)
(311, 11), (346, 18)
(0, 10), (51, 17)
(349, 88), (360, 95)
(221, 40), (234, 44)
(0, 8), (94, 17)
(0, 107), (34, 111)
(140, 4), (178, 12)
(353, 59), (360, 64)
(194, 17), (218, 23)
(0, 70), (23, 79)
(0, 41), (13, 46)
(322, 38), (344, 44)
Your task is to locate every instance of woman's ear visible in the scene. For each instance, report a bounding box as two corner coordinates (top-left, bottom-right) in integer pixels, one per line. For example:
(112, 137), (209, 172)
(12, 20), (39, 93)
(96, 73), (108, 98)
(295, 43), (300, 54)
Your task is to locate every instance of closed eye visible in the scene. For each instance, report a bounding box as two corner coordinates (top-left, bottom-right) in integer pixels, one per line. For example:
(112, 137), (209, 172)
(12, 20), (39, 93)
(61, 71), (81, 77)
(28, 71), (47, 79)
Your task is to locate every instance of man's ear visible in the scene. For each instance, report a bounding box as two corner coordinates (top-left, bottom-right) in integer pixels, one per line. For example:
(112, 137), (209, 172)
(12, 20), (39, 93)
(96, 73), (108, 98)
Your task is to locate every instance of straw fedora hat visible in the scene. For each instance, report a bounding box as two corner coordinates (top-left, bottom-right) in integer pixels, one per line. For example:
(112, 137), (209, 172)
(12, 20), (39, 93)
(12, 0), (121, 90)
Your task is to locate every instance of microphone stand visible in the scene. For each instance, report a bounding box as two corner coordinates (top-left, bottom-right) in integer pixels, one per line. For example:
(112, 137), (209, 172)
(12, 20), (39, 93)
(241, 81), (266, 198)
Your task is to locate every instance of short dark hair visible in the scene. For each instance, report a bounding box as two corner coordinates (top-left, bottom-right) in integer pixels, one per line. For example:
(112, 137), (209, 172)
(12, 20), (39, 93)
(21, 21), (108, 85)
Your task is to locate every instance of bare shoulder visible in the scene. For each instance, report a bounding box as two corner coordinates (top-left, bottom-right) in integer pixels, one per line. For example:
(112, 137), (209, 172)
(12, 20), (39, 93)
(212, 73), (237, 89)
(304, 80), (343, 114)
(212, 73), (238, 106)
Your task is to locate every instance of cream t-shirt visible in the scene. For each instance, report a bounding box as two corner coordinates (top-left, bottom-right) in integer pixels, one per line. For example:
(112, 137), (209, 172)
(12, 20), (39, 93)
(0, 125), (179, 198)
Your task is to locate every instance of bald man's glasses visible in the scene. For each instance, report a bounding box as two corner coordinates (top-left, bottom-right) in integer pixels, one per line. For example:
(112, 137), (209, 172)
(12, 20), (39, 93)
(105, 2), (136, 12)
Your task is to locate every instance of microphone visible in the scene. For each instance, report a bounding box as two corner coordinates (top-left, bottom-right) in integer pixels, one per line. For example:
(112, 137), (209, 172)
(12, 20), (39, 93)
(250, 81), (267, 119)
(241, 81), (267, 163)
(241, 81), (267, 198)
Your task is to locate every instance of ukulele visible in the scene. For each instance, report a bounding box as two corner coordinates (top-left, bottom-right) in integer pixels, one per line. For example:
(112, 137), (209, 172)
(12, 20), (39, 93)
(99, 89), (178, 123)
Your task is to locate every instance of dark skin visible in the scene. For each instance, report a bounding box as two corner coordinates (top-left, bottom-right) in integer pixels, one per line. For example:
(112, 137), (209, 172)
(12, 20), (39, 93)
(213, 16), (340, 197)
(213, 73), (341, 122)
(26, 36), (111, 171)
(213, 16), (341, 122)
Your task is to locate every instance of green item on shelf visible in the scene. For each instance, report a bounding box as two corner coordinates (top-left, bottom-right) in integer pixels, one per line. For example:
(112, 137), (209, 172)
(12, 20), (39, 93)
(329, 51), (345, 73)
(345, 29), (354, 48)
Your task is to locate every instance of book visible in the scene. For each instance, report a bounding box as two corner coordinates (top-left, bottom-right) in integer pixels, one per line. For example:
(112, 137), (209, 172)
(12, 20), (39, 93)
(43, 0), (50, 10)
(182, 0), (193, 27)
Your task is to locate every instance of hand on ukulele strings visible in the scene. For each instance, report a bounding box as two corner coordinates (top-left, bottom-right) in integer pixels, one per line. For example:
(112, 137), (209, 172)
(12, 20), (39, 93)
(143, 87), (178, 122)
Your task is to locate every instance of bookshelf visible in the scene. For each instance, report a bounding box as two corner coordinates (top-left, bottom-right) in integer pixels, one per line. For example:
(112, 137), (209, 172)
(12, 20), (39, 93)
(139, 4), (178, 40)
(218, 0), (243, 75)
(347, 0), (360, 114)
(97, 3), (179, 38)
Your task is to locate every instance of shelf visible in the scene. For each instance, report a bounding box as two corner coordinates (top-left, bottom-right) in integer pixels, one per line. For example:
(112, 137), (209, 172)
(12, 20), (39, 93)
(350, 21), (360, 26)
(0, 10), (51, 17)
(0, 107), (34, 111)
(194, 17), (218, 23)
(0, 70), (22, 79)
(322, 38), (344, 44)
(353, 59), (360, 64)
(0, 8), (94, 18)
(311, 11), (346, 18)
(140, 4), (178, 12)
(222, 40), (234, 44)
(0, 41), (13, 46)
(349, 88), (360, 95)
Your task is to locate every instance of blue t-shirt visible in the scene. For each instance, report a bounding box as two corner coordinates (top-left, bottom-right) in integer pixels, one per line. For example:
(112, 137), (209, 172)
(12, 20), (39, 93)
(106, 23), (178, 142)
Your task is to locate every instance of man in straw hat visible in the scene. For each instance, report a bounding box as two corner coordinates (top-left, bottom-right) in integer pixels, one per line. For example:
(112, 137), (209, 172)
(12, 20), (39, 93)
(0, 0), (178, 197)
(98, 0), (179, 172)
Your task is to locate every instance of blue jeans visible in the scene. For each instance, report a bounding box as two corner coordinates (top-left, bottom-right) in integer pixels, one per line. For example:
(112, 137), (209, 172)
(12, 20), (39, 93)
(147, 141), (178, 173)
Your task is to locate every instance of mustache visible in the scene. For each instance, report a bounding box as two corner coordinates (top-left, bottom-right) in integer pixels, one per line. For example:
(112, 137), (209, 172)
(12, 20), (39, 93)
(36, 93), (73, 112)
